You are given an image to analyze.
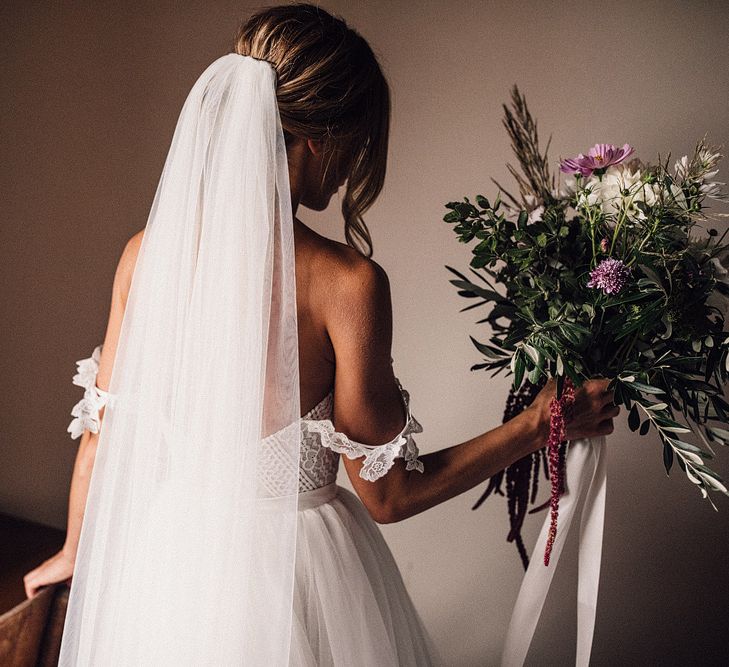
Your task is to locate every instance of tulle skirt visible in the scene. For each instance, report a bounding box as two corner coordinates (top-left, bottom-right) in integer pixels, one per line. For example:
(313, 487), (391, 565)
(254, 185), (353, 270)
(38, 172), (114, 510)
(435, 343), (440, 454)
(293, 483), (442, 666)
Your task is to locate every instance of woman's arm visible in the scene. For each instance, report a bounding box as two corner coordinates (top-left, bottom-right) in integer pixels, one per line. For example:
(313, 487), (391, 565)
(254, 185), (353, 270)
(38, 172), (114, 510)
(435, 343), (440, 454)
(368, 379), (614, 523)
(24, 231), (144, 598)
(327, 258), (618, 524)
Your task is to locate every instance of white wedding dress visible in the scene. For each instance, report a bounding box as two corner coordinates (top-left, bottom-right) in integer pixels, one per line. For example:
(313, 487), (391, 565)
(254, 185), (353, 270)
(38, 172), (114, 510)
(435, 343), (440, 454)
(68, 345), (441, 666)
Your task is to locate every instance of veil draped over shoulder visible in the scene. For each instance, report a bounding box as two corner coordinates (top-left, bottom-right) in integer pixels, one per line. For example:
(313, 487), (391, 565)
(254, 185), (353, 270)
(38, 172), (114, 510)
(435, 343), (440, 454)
(59, 53), (301, 665)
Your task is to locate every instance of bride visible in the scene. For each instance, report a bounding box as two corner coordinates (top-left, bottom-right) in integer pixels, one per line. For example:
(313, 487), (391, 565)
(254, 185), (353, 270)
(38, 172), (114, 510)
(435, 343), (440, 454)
(23, 4), (618, 665)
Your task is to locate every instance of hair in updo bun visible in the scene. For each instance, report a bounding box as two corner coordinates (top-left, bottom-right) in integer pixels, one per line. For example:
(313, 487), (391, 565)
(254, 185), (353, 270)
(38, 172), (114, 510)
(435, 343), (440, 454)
(234, 3), (390, 257)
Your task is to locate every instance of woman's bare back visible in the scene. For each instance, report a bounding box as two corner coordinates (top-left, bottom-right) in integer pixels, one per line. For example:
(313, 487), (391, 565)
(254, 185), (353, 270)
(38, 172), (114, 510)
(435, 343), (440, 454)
(292, 217), (395, 417)
(292, 219), (338, 416)
(112, 219), (392, 422)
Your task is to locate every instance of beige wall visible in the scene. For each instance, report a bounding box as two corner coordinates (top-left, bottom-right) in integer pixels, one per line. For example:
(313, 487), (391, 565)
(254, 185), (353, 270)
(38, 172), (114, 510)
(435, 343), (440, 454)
(3, 1), (729, 664)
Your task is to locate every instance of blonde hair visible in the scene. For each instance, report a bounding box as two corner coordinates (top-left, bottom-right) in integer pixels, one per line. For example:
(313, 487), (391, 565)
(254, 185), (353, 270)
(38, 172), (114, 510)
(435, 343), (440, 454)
(234, 3), (390, 257)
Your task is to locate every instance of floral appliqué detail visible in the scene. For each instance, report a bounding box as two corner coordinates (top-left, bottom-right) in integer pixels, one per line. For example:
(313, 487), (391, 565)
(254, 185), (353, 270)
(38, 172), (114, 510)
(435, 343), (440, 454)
(67, 344), (110, 439)
(301, 378), (425, 482)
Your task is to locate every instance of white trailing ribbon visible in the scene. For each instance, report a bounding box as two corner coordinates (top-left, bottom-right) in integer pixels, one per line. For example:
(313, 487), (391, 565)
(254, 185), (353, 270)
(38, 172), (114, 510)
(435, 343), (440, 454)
(501, 435), (607, 667)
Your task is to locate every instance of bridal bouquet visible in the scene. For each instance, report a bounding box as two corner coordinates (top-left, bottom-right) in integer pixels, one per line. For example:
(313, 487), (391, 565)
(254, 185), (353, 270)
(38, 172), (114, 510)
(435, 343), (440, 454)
(443, 87), (729, 568)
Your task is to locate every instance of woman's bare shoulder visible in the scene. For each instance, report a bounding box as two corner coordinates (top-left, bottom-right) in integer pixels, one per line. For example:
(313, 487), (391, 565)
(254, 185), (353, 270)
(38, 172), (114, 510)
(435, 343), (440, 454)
(312, 234), (390, 314)
(114, 228), (145, 303)
(308, 236), (392, 358)
(121, 228), (145, 264)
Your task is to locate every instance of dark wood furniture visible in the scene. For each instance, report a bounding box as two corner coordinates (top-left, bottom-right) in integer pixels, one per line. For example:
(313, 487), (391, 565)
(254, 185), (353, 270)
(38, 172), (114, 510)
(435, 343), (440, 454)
(0, 513), (68, 667)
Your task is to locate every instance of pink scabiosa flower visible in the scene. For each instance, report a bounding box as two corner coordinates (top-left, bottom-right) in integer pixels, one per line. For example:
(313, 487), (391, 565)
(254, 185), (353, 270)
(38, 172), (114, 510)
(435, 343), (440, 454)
(587, 257), (631, 295)
(560, 143), (634, 178)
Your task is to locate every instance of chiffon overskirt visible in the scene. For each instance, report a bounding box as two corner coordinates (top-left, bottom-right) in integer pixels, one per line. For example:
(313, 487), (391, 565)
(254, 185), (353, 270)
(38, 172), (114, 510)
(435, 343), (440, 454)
(292, 483), (442, 666)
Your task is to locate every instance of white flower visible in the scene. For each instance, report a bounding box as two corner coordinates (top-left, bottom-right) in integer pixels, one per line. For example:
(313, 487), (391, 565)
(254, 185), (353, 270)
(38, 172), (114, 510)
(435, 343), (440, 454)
(674, 155), (690, 182)
(557, 175), (579, 199)
(577, 164), (659, 220)
(701, 180), (725, 199)
(698, 147), (721, 170)
(668, 183), (689, 211)
(528, 205), (544, 223)
(672, 147), (721, 195)
(519, 195), (545, 223)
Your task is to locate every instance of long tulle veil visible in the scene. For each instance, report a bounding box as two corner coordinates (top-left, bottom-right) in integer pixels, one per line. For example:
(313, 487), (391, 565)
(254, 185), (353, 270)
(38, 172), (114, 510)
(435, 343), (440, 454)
(58, 53), (301, 665)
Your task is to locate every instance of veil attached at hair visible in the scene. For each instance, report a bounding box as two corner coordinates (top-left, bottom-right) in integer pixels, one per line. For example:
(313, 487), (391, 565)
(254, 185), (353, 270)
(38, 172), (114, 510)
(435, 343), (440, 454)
(59, 54), (301, 665)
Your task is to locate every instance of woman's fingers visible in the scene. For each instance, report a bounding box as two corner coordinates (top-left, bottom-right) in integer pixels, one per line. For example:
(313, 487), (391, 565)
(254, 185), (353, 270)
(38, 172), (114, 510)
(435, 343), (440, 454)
(22, 551), (74, 599)
(602, 404), (621, 419)
(588, 378), (615, 405)
(24, 572), (39, 599)
(597, 417), (615, 435)
(539, 377), (620, 442)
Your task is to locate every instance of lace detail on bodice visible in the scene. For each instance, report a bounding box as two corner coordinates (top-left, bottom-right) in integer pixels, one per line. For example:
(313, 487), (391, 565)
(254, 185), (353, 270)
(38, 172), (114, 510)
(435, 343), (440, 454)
(300, 378), (424, 483)
(68, 346), (425, 493)
(297, 392), (340, 491)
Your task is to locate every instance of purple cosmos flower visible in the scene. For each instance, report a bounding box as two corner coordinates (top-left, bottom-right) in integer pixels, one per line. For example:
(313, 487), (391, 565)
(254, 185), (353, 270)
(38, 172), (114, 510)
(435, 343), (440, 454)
(560, 143), (634, 178)
(587, 257), (631, 295)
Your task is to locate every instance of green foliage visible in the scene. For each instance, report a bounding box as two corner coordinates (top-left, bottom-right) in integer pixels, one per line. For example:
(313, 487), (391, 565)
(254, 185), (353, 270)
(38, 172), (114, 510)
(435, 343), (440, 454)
(443, 90), (729, 504)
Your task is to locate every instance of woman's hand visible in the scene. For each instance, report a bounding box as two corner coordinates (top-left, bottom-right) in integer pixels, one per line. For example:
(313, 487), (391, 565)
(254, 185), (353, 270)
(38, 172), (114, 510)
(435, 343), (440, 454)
(566, 377), (620, 440)
(530, 377), (620, 442)
(23, 548), (75, 599)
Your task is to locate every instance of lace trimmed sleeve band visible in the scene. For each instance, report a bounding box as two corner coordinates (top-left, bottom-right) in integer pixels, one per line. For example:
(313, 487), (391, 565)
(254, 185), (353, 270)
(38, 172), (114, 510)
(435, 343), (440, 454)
(67, 344), (110, 439)
(302, 377), (426, 482)
(66, 344), (426, 483)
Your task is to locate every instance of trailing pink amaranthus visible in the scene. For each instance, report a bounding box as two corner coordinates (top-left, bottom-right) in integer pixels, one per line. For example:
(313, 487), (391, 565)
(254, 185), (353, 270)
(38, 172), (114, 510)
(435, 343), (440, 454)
(544, 377), (576, 566)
